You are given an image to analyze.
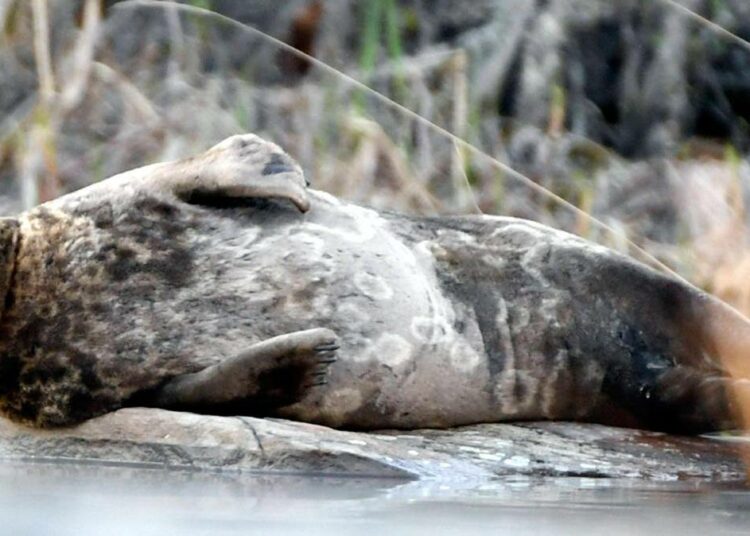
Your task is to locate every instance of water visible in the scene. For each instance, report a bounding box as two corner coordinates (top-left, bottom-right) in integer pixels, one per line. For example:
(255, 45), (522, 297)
(1, 463), (749, 535)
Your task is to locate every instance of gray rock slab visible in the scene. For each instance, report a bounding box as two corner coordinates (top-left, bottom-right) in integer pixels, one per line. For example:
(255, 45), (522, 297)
(0, 408), (746, 482)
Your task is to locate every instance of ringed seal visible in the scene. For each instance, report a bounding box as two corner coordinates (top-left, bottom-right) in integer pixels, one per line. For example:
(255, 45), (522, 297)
(0, 133), (749, 434)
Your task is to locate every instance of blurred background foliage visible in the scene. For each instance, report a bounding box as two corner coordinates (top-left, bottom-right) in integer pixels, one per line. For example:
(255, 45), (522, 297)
(3, 0), (750, 311)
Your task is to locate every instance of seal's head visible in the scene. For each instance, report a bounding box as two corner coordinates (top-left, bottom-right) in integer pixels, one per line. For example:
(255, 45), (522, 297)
(0, 218), (19, 321)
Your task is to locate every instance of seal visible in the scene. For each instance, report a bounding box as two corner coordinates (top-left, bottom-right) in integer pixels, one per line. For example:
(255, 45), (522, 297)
(0, 133), (748, 434)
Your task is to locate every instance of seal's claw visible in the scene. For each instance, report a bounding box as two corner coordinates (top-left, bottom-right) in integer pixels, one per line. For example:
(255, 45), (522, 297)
(306, 336), (338, 388)
(315, 342), (340, 352)
(305, 378), (328, 388)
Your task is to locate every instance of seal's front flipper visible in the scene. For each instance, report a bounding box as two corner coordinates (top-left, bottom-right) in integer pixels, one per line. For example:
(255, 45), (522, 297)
(147, 134), (311, 213)
(145, 328), (338, 415)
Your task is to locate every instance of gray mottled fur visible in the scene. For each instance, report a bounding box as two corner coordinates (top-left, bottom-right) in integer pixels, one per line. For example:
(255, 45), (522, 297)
(0, 134), (748, 433)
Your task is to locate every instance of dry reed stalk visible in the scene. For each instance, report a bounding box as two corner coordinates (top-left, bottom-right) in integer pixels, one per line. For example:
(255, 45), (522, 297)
(31, 0), (54, 104)
(345, 116), (440, 213)
(165, 0), (185, 80)
(60, 0), (101, 113)
(28, 0), (58, 206)
(92, 62), (161, 125)
(449, 49), (481, 214)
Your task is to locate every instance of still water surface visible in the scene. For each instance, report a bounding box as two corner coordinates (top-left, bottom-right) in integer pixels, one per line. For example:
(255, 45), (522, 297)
(2, 463), (749, 535)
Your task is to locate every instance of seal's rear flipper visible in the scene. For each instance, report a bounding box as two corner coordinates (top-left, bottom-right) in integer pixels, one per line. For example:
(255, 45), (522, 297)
(599, 366), (739, 434)
(601, 289), (750, 433)
(137, 328), (337, 416)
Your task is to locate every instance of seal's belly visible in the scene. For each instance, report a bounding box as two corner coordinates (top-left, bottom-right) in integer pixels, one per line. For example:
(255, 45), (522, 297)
(189, 199), (606, 429)
(282, 215), (609, 429)
(185, 196), (497, 427)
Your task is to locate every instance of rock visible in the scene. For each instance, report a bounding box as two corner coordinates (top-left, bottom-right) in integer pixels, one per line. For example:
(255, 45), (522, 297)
(0, 408), (746, 481)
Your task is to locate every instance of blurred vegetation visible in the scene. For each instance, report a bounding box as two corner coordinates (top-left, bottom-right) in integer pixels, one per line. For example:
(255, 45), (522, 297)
(3, 0), (750, 312)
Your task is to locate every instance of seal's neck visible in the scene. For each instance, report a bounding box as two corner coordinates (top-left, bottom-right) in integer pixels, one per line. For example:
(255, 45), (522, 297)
(0, 218), (19, 321)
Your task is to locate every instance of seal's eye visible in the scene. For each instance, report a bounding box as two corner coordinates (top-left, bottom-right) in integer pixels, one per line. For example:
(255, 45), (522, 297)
(262, 153), (295, 176)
